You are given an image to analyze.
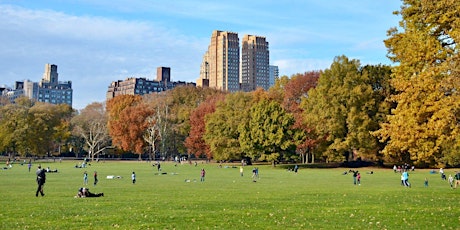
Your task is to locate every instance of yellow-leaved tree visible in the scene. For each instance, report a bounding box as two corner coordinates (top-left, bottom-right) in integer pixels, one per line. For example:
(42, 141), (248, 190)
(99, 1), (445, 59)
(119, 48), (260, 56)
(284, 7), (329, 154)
(375, 0), (460, 167)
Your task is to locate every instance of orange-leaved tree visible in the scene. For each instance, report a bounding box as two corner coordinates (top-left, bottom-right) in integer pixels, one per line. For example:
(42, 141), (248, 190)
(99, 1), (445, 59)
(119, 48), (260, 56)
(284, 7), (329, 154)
(107, 95), (153, 159)
(185, 94), (225, 159)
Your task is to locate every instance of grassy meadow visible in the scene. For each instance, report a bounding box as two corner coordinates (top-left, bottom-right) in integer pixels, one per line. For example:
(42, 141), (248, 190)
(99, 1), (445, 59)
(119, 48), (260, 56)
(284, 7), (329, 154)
(0, 160), (459, 229)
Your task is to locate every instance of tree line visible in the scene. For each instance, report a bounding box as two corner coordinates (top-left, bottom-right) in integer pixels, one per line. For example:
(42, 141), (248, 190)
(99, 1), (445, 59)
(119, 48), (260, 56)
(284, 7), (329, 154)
(1, 0), (459, 167)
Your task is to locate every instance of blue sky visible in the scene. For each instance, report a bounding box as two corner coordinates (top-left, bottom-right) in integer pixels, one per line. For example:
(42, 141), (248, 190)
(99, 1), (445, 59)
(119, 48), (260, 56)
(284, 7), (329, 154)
(0, 0), (402, 109)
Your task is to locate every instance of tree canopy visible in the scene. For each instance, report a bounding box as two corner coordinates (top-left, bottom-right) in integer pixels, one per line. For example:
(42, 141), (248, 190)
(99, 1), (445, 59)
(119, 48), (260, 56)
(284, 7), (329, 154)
(375, 0), (460, 167)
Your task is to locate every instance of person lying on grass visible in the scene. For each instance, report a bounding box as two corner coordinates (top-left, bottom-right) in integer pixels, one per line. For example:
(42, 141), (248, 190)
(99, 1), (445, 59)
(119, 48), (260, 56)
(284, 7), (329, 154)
(75, 187), (104, 198)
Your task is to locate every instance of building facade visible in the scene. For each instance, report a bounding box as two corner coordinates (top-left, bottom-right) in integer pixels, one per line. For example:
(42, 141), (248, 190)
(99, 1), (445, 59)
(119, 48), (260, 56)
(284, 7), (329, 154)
(1, 64), (73, 107)
(269, 65), (279, 87)
(197, 30), (240, 92)
(241, 35), (270, 91)
(106, 67), (195, 100)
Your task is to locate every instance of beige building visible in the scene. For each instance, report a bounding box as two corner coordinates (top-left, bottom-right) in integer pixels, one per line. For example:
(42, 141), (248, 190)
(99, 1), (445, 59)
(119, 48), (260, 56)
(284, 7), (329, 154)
(241, 35), (270, 91)
(197, 30), (240, 92)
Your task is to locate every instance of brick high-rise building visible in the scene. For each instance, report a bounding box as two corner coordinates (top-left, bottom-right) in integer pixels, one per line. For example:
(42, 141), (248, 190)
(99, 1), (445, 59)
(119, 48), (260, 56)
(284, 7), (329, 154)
(197, 30), (240, 92)
(106, 67), (195, 100)
(241, 35), (270, 91)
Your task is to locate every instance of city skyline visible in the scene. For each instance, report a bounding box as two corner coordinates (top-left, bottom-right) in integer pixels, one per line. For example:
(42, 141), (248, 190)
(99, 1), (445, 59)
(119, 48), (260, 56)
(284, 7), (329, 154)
(0, 0), (402, 109)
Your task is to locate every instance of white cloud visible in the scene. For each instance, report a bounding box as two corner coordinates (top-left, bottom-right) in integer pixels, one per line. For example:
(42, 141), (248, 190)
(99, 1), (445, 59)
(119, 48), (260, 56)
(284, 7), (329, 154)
(0, 4), (205, 109)
(0, 1), (401, 109)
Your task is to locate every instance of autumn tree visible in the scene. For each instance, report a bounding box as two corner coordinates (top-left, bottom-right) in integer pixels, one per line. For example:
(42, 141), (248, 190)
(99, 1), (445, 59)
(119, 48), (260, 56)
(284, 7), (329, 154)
(0, 98), (73, 157)
(185, 93), (225, 159)
(204, 92), (254, 161)
(72, 102), (110, 161)
(167, 86), (223, 158)
(27, 102), (73, 156)
(283, 71), (320, 163)
(107, 95), (153, 159)
(238, 99), (295, 166)
(267, 75), (290, 103)
(375, 0), (460, 166)
(301, 56), (380, 162)
(0, 98), (32, 156)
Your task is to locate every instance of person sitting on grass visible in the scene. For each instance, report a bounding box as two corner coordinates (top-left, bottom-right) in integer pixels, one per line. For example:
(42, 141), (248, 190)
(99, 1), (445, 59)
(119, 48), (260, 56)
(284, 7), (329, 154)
(75, 187), (104, 198)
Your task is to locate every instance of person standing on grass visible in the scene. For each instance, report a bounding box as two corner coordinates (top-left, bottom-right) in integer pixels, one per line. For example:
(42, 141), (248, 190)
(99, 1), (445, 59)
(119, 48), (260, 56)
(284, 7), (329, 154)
(93, 171), (98, 186)
(28, 161), (32, 172)
(402, 170), (411, 187)
(424, 177), (428, 187)
(252, 168), (257, 182)
(83, 171), (88, 185)
(357, 172), (361, 185)
(448, 174), (454, 188)
(352, 170), (358, 185)
(200, 168), (206, 182)
(132, 172), (136, 184)
(35, 165), (46, 197)
(454, 171), (460, 189)
(240, 166), (244, 177)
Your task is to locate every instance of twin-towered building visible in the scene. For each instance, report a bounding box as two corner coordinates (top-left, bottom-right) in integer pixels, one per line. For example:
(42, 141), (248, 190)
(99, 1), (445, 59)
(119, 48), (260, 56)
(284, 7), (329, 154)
(197, 30), (274, 92)
(1, 30), (279, 107)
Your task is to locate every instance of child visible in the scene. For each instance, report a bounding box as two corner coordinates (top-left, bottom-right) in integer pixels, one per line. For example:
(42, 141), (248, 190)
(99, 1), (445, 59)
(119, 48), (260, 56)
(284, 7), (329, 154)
(424, 177), (428, 187)
(448, 174), (454, 188)
(132, 172), (136, 184)
(357, 173), (361, 185)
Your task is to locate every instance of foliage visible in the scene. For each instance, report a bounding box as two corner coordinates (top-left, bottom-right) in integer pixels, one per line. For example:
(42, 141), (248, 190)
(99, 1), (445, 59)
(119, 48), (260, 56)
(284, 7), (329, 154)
(376, 0), (460, 166)
(0, 99), (73, 156)
(166, 86), (223, 156)
(204, 92), (254, 161)
(239, 99), (295, 164)
(107, 95), (152, 157)
(283, 71), (320, 163)
(185, 94), (225, 159)
(301, 56), (381, 162)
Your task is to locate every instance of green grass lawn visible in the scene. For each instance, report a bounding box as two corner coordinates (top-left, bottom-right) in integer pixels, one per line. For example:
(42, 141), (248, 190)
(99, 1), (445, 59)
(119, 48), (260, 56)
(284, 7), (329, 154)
(0, 160), (459, 229)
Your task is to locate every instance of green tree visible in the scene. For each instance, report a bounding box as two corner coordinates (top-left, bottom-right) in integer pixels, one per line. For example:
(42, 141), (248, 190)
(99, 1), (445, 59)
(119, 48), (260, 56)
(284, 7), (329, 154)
(238, 100), (295, 165)
(301, 56), (379, 162)
(204, 92), (254, 161)
(375, 0), (460, 166)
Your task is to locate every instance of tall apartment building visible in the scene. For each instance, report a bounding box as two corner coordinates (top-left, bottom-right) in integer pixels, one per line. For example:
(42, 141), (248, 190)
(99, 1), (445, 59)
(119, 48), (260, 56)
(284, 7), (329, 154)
(1, 64), (73, 107)
(269, 65), (279, 87)
(106, 67), (195, 100)
(197, 30), (240, 92)
(241, 35), (270, 91)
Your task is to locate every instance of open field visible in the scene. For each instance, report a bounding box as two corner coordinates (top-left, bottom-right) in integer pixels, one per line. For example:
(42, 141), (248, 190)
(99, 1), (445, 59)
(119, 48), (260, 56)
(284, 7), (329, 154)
(0, 160), (459, 229)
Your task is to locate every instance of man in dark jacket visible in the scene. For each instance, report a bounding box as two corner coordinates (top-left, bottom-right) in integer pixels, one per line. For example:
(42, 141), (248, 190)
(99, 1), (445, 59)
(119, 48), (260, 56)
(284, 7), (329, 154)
(36, 165), (46, 197)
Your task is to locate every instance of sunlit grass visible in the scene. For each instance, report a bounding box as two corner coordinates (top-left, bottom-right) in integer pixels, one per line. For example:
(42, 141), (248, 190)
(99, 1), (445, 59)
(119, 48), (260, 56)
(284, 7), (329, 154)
(0, 160), (458, 229)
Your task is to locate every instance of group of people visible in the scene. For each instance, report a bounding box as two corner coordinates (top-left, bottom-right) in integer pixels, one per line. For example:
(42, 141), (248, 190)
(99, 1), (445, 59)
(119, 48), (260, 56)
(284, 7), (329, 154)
(34, 164), (105, 198)
(32, 161), (460, 198)
(393, 164), (415, 173)
(441, 168), (460, 189)
(351, 170), (361, 185)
